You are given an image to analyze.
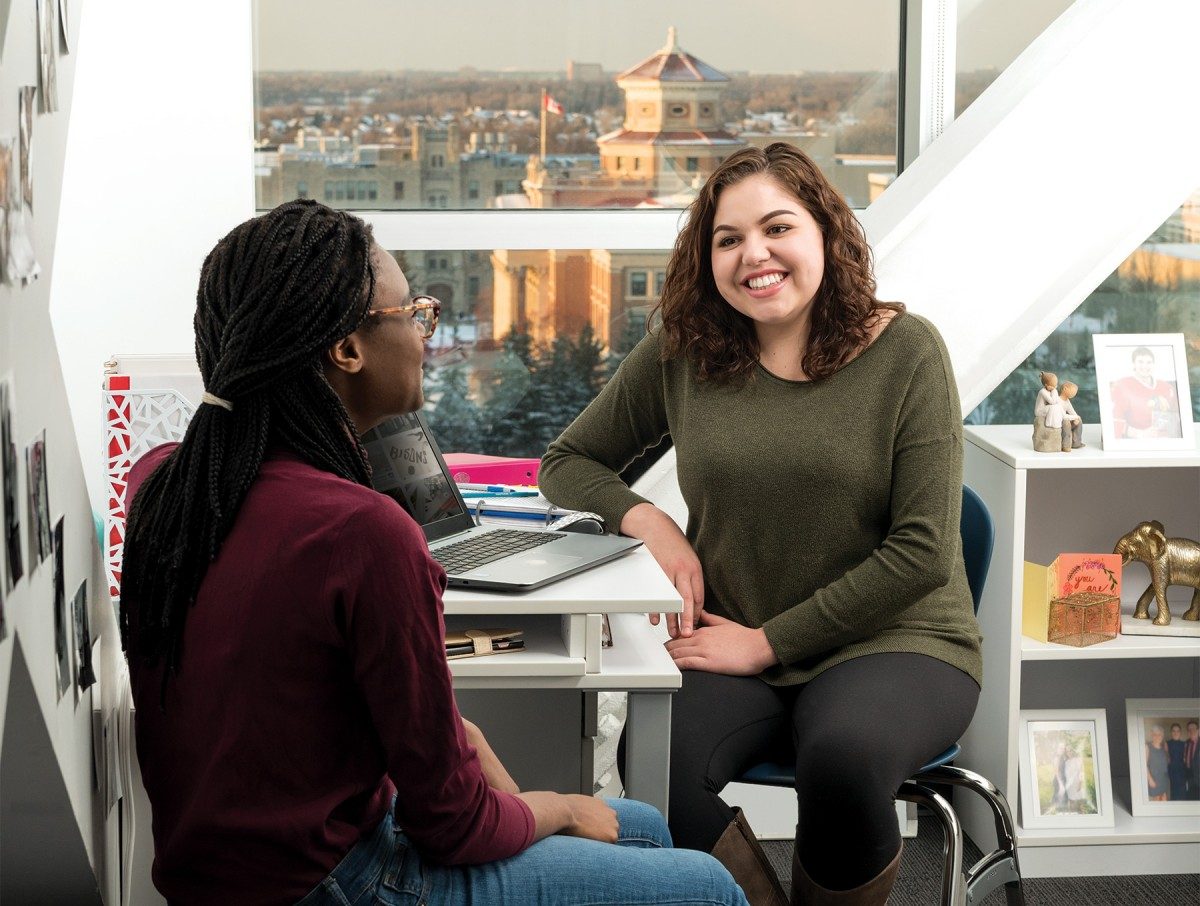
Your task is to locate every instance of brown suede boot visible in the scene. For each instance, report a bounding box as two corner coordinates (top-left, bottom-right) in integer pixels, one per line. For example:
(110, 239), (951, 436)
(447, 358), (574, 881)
(710, 808), (789, 906)
(791, 844), (902, 905)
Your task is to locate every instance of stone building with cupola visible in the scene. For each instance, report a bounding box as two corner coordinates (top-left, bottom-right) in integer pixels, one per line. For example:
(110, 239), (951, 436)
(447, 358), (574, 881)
(597, 27), (744, 198)
(523, 28), (746, 209)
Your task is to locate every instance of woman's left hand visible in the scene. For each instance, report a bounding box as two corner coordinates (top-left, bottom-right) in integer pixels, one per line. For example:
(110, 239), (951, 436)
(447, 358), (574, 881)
(664, 611), (779, 675)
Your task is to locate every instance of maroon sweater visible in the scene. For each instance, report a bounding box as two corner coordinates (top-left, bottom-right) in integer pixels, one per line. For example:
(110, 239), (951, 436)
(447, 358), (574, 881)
(126, 445), (533, 905)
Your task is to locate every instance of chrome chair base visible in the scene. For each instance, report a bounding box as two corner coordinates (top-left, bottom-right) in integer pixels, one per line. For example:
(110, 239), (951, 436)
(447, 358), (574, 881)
(899, 764), (1025, 906)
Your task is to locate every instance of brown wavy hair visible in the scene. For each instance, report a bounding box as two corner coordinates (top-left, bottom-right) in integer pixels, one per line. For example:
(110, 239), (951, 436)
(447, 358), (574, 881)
(653, 142), (902, 382)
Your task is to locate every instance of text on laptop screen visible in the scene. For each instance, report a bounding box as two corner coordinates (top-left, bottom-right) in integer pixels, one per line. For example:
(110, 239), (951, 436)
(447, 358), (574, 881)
(362, 414), (466, 527)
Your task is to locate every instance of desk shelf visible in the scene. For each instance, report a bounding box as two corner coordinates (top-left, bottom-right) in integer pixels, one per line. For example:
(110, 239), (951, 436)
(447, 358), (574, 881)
(445, 615), (584, 679)
(962, 424), (1200, 880)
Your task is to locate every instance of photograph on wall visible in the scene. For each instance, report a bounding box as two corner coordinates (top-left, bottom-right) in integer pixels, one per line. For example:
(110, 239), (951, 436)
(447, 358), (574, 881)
(6, 206), (38, 285)
(0, 137), (12, 285)
(5, 129), (38, 286)
(1125, 698), (1200, 817)
(37, 0), (58, 113)
(1018, 709), (1115, 828)
(72, 578), (95, 695)
(19, 87), (33, 209)
(1, 380), (23, 590)
(1093, 333), (1195, 452)
(53, 515), (70, 699)
(0, 133), (35, 286)
(25, 430), (50, 564)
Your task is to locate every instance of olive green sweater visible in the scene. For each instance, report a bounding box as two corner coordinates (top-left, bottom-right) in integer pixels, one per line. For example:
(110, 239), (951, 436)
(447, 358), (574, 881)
(540, 313), (983, 688)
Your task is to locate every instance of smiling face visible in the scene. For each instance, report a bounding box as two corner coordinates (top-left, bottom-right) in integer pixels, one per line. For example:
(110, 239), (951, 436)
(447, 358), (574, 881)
(710, 173), (825, 347)
(1132, 351), (1155, 381)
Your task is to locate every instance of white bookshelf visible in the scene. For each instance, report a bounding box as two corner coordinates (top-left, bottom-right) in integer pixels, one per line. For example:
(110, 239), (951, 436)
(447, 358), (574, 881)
(1022, 600), (1200, 660)
(962, 424), (1200, 879)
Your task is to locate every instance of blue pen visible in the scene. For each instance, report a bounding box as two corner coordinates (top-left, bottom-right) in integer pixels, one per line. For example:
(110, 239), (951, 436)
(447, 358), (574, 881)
(458, 483), (537, 495)
(461, 490), (540, 499)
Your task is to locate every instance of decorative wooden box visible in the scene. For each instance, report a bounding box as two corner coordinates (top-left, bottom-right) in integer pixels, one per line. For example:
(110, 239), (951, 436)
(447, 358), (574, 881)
(1047, 591), (1121, 647)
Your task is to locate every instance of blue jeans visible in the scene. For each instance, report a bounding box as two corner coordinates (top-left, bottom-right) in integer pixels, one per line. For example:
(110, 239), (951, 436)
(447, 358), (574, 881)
(297, 797), (748, 906)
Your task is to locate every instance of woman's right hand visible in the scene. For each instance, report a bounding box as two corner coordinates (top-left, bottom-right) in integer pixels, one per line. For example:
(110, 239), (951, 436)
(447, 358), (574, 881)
(620, 502), (704, 638)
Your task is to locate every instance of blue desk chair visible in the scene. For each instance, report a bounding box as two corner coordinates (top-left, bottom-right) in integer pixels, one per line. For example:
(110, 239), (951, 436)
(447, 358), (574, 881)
(737, 485), (1024, 906)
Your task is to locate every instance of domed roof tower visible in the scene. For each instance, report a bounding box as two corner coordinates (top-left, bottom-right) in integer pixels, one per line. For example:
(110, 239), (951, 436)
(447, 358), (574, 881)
(597, 27), (744, 194)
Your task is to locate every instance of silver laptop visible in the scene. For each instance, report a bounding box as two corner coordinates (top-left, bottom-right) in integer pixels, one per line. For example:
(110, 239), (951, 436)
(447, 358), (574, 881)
(361, 412), (641, 591)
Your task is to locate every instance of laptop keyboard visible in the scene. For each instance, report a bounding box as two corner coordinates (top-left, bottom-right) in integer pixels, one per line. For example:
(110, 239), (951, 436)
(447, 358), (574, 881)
(432, 529), (567, 575)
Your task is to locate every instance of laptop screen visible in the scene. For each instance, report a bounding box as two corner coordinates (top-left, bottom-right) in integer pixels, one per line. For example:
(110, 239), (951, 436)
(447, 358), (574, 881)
(361, 412), (476, 541)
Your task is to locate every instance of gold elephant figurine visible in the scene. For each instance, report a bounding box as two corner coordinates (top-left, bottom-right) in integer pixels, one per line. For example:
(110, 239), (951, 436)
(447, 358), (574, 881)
(1113, 521), (1200, 626)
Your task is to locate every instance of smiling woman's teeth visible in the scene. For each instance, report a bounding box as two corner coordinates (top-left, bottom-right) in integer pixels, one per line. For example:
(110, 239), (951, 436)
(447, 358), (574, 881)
(747, 273), (784, 289)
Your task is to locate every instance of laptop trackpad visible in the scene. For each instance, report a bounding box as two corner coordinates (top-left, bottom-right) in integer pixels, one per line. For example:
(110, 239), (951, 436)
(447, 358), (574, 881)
(525, 553), (584, 569)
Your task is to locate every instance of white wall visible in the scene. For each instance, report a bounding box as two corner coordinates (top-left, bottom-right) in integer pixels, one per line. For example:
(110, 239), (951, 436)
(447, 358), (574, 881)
(53, 1), (255, 515)
(0, 0), (113, 899)
(48, 8), (252, 897)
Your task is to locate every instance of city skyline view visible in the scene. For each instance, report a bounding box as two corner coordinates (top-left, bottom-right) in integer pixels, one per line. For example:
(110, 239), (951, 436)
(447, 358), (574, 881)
(253, 25), (913, 357)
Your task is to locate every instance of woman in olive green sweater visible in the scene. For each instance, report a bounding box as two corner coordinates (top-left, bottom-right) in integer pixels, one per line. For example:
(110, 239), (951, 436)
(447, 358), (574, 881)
(540, 144), (982, 906)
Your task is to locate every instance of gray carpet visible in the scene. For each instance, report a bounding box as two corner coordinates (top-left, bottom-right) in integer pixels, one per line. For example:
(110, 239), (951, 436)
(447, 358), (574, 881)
(762, 821), (1199, 904)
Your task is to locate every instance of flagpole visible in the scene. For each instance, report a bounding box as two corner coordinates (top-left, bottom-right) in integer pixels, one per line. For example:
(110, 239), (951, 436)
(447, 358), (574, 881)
(539, 87), (547, 161)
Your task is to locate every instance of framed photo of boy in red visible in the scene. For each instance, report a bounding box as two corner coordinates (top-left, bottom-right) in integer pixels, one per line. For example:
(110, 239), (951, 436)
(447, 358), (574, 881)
(1093, 333), (1195, 452)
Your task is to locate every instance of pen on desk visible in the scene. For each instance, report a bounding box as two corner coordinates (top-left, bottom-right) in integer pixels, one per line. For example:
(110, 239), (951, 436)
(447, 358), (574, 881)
(458, 483), (538, 495)
(461, 490), (540, 499)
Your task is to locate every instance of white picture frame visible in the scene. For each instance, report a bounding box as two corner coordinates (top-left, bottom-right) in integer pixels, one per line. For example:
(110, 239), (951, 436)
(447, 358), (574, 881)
(1018, 709), (1115, 828)
(1125, 698), (1200, 818)
(1093, 333), (1195, 452)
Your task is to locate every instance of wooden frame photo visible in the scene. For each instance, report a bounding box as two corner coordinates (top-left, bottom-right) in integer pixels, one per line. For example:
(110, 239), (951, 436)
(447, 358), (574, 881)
(1018, 709), (1115, 828)
(1093, 333), (1195, 452)
(1125, 698), (1200, 817)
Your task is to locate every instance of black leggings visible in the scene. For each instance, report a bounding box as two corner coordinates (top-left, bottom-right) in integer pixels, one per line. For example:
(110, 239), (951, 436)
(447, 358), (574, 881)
(660, 653), (979, 890)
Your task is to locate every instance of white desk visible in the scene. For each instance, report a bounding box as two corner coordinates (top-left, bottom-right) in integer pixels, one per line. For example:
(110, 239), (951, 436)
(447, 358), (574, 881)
(443, 546), (683, 815)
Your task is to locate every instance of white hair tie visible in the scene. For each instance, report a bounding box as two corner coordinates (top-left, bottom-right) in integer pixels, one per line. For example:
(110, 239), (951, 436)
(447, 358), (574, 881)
(201, 391), (233, 412)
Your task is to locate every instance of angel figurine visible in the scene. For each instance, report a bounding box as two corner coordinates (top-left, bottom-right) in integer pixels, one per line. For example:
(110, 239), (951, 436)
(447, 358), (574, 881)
(1032, 371), (1064, 452)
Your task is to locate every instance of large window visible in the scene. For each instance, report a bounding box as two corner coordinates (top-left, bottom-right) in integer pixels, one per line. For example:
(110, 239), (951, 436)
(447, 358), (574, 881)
(253, 0), (901, 212)
(400, 246), (665, 455)
(256, 3), (1184, 463)
(969, 191), (1200, 427)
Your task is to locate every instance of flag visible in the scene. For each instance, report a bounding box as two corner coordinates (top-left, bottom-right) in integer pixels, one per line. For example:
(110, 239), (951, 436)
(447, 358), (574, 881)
(543, 93), (564, 116)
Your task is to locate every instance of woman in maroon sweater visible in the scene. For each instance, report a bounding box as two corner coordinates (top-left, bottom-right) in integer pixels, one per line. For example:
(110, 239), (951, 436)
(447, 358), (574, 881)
(121, 200), (746, 905)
